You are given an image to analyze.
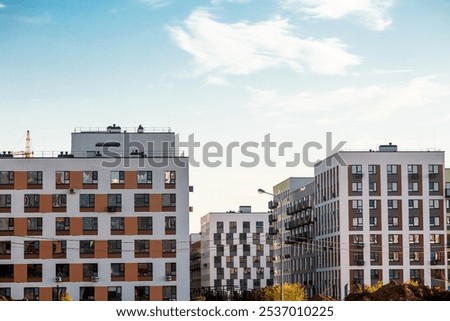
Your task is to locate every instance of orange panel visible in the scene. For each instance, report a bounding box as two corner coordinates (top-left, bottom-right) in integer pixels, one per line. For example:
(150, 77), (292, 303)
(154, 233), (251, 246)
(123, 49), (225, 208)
(40, 194), (53, 213)
(95, 194), (108, 213)
(125, 217), (137, 235)
(14, 218), (27, 236)
(14, 264), (27, 283)
(40, 241), (53, 259)
(95, 287), (108, 301)
(95, 240), (108, 259)
(70, 171), (83, 189)
(70, 217), (83, 236)
(150, 194), (162, 212)
(125, 263), (138, 282)
(125, 171), (137, 189)
(150, 240), (162, 258)
(70, 264), (83, 282)
(14, 171), (27, 190)
(40, 288), (53, 301)
(150, 286), (163, 301)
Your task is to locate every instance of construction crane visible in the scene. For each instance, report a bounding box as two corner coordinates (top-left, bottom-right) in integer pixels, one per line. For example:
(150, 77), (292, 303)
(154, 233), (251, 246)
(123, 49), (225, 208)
(12, 130), (33, 158)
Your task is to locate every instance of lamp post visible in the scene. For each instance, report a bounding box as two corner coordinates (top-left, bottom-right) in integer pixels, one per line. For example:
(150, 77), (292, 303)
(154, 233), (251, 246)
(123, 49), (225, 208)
(258, 188), (284, 301)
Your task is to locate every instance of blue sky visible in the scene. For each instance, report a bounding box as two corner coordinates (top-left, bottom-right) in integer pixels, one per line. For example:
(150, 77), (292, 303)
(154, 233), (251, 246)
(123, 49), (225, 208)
(1, 0), (450, 232)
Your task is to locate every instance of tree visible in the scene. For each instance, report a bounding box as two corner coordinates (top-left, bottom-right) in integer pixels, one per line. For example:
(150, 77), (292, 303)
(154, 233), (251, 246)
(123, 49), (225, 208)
(263, 283), (306, 301)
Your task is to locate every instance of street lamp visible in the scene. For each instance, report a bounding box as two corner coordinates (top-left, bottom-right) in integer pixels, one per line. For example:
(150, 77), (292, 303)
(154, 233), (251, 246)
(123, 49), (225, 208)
(258, 188), (284, 301)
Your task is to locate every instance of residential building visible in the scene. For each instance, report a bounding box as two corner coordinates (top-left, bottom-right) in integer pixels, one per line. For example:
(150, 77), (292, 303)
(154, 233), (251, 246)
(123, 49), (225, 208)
(0, 125), (190, 301)
(199, 206), (271, 294)
(190, 233), (201, 297)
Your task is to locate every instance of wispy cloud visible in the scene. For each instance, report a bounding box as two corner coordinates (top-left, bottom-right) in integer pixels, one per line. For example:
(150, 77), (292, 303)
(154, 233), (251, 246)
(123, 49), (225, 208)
(16, 13), (51, 25)
(211, 0), (252, 4)
(246, 76), (450, 122)
(140, 0), (171, 8)
(279, 0), (395, 31)
(0, 3), (6, 9)
(168, 9), (360, 84)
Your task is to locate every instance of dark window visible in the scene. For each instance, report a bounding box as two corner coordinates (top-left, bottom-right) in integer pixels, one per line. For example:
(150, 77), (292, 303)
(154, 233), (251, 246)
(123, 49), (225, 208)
(0, 195), (11, 208)
(138, 217), (153, 230)
(135, 194), (149, 207)
(24, 194), (40, 208)
(83, 217), (98, 231)
(162, 194), (176, 207)
(27, 171), (43, 185)
(80, 194), (95, 208)
(111, 217), (125, 231)
(0, 172), (14, 185)
(80, 240), (95, 254)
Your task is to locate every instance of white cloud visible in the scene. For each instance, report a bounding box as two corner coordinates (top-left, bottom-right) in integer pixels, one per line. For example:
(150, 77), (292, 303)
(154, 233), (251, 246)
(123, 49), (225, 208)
(140, 0), (171, 8)
(0, 3), (6, 9)
(246, 76), (450, 122)
(168, 9), (360, 82)
(279, 0), (395, 31)
(211, 0), (252, 4)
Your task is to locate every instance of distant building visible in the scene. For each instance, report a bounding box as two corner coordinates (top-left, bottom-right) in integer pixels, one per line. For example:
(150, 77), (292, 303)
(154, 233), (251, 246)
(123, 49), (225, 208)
(190, 233), (201, 296)
(199, 206), (271, 295)
(0, 125), (190, 301)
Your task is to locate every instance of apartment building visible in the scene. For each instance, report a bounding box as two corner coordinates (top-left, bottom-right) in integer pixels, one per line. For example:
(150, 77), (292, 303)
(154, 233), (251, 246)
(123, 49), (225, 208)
(189, 233), (201, 296)
(0, 125), (190, 301)
(199, 206), (272, 294)
(314, 144), (446, 299)
(446, 169), (450, 290)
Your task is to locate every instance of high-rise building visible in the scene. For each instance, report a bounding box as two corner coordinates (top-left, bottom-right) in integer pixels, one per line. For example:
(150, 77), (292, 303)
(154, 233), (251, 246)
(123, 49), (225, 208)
(0, 125), (190, 301)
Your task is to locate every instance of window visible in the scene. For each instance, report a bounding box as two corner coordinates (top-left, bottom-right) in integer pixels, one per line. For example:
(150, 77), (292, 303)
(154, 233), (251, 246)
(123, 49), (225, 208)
(370, 270), (379, 279)
(410, 252), (420, 262)
(138, 263), (153, 277)
(352, 217), (363, 227)
(429, 234), (440, 244)
(0, 195), (11, 208)
(56, 264), (69, 278)
(24, 288), (39, 301)
(256, 221), (264, 233)
(165, 216), (176, 231)
(137, 171), (152, 184)
(369, 200), (377, 210)
(217, 221), (224, 233)
(430, 252), (440, 261)
(162, 194), (176, 207)
(79, 240), (95, 254)
(369, 182), (377, 192)
(387, 165), (398, 175)
(55, 171), (70, 185)
(369, 217), (378, 227)
(0, 172), (14, 185)
(163, 286), (176, 301)
(27, 264), (42, 278)
(430, 199), (440, 209)
(135, 286), (150, 301)
(369, 235), (378, 244)
(24, 241), (39, 255)
(368, 165), (377, 175)
(226, 256), (234, 265)
(243, 244), (250, 256)
(108, 194), (122, 208)
(24, 194), (39, 208)
(408, 165), (419, 175)
(135, 240), (149, 254)
(80, 194), (95, 208)
(409, 182), (419, 192)
(351, 165), (362, 174)
(110, 171), (124, 184)
(108, 240), (122, 254)
(370, 252), (378, 262)
(111, 263), (125, 277)
(430, 216), (440, 227)
(243, 221), (250, 233)
(27, 217), (42, 231)
(229, 221), (237, 233)
(388, 216), (399, 227)
(0, 265), (13, 278)
(387, 182), (398, 193)
(27, 171), (43, 185)
(83, 217), (98, 231)
(256, 244), (264, 255)
(108, 287), (122, 301)
(0, 218), (13, 231)
(80, 287), (95, 301)
(388, 200), (398, 209)
(164, 171), (176, 184)
(409, 234), (420, 244)
(134, 194), (149, 207)
(389, 234), (400, 244)
(0, 241), (11, 255)
(162, 240), (176, 254)
(409, 199), (419, 209)
(409, 216), (419, 227)
(56, 217), (70, 231)
(165, 262), (176, 278)
(429, 182), (439, 192)
(353, 235), (364, 244)
(230, 267), (238, 278)
(52, 194), (67, 208)
(389, 252), (400, 262)
(352, 200), (363, 209)
(352, 182), (362, 192)
(0, 288), (11, 298)
(389, 269), (400, 279)
(240, 256), (247, 266)
(83, 171), (98, 184)
(138, 217), (152, 231)
(429, 164), (439, 175)
(111, 217), (125, 231)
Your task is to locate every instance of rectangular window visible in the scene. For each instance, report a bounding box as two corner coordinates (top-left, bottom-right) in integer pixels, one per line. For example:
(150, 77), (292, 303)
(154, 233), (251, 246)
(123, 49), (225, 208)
(368, 165), (377, 175)
(430, 216), (440, 227)
(27, 217), (42, 231)
(108, 240), (122, 254)
(108, 194), (122, 208)
(110, 171), (124, 184)
(24, 241), (39, 255)
(410, 252), (420, 262)
(111, 217), (125, 231)
(162, 240), (176, 254)
(388, 200), (398, 209)
(165, 216), (176, 231)
(389, 253), (400, 262)
(135, 240), (150, 254)
(351, 165), (362, 174)
(138, 263), (153, 277)
(0, 172), (14, 185)
(55, 171), (70, 185)
(83, 217), (98, 231)
(164, 171), (176, 184)
(138, 217), (152, 230)
(387, 165), (398, 175)
(137, 171), (152, 184)
(256, 221), (264, 233)
(429, 164), (439, 174)
(430, 199), (440, 209)
(389, 270), (400, 279)
(242, 221), (250, 233)
(408, 165), (419, 175)
(369, 235), (378, 244)
(55, 217), (70, 231)
(135, 286), (150, 301)
(163, 286), (176, 301)
(134, 194), (149, 207)
(352, 217), (363, 227)
(0, 241), (11, 255)
(352, 200), (363, 209)
(409, 199), (419, 209)
(429, 182), (439, 192)
(79, 240), (95, 254)
(111, 263), (125, 277)
(0, 195), (11, 208)
(229, 221), (237, 233)
(369, 217), (377, 227)
(388, 216), (399, 227)
(80, 194), (95, 208)
(82, 171), (98, 184)
(165, 262), (176, 277)
(388, 234), (400, 244)
(369, 182), (377, 192)
(369, 200), (377, 210)
(162, 194), (176, 207)
(24, 194), (40, 208)
(83, 263), (98, 277)
(409, 216), (419, 227)
(52, 194), (67, 208)
(352, 235), (363, 244)
(370, 252), (378, 262)
(409, 234), (420, 244)
(27, 171), (43, 185)
(430, 234), (440, 244)
(352, 182), (362, 192)
(408, 182), (419, 192)
(387, 182), (398, 192)
(24, 287), (39, 301)
(217, 221), (224, 233)
(108, 287), (122, 301)
(0, 218), (14, 231)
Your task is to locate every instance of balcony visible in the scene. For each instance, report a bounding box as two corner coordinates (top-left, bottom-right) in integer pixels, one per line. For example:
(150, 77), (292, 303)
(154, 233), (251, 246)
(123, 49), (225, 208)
(268, 214), (278, 222)
(268, 201), (278, 210)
